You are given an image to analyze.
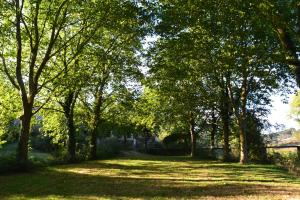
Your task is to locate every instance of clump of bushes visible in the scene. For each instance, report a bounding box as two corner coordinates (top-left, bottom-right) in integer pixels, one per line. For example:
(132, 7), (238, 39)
(97, 138), (123, 159)
(268, 151), (300, 175)
(0, 153), (18, 173)
(0, 144), (55, 173)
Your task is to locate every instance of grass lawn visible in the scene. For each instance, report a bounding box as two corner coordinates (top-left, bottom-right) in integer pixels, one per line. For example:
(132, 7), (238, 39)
(1, 153), (300, 200)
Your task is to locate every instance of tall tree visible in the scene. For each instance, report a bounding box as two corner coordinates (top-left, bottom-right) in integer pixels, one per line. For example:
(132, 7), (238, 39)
(152, 0), (292, 163)
(0, 0), (99, 165)
(79, 0), (147, 159)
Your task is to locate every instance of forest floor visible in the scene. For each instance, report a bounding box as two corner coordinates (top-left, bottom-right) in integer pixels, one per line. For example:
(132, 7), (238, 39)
(1, 153), (300, 200)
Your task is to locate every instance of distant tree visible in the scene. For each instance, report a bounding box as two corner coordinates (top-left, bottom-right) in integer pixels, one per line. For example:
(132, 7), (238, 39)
(290, 91), (300, 124)
(151, 0), (292, 163)
(78, 0), (147, 159)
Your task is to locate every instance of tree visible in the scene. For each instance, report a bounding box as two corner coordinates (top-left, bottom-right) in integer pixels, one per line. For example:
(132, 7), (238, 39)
(148, 35), (216, 157)
(151, 0), (292, 163)
(129, 87), (161, 151)
(0, 0), (100, 165)
(78, 0), (147, 159)
(40, 60), (84, 162)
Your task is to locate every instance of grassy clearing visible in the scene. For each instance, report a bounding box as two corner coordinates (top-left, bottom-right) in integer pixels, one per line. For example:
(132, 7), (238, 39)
(1, 154), (300, 200)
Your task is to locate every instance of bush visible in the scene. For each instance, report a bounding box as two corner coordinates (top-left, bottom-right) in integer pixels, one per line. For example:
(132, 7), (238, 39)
(196, 148), (213, 159)
(0, 152), (18, 173)
(268, 151), (300, 174)
(0, 143), (56, 173)
(30, 133), (55, 153)
(97, 138), (122, 159)
(0, 150), (54, 173)
(196, 148), (228, 160)
(49, 147), (69, 163)
(163, 132), (189, 147)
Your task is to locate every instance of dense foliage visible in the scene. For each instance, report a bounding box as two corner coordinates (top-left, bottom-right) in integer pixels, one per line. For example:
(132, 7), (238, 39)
(0, 0), (299, 170)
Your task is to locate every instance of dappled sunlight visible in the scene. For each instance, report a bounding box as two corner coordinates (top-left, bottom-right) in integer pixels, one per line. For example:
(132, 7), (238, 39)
(1, 155), (300, 199)
(53, 157), (300, 185)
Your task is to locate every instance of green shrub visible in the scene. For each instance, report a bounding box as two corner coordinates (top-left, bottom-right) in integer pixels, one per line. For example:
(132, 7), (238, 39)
(0, 152), (18, 173)
(97, 138), (122, 159)
(0, 152), (54, 173)
(268, 151), (300, 174)
(0, 143), (56, 173)
(196, 148), (212, 159)
(50, 147), (70, 163)
(30, 133), (55, 153)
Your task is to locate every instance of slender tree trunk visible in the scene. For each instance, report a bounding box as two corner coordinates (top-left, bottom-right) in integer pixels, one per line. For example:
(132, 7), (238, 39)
(143, 127), (149, 152)
(211, 110), (217, 148)
(67, 112), (76, 162)
(61, 91), (78, 162)
(90, 111), (100, 160)
(221, 88), (230, 161)
(222, 116), (230, 161)
(144, 137), (148, 151)
(189, 112), (196, 157)
(239, 77), (248, 164)
(90, 86), (104, 160)
(209, 109), (217, 158)
(238, 118), (247, 164)
(123, 135), (127, 145)
(90, 123), (98, 160)
(17, 102), (33, 166)
(226, 71), (249, 164)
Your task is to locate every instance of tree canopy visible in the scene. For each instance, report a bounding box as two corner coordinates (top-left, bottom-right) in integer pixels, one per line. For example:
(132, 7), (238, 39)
(0, 0), (298, 167)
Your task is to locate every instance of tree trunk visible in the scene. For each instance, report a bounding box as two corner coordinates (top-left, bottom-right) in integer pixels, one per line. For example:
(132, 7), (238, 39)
(238, 119), (248, 164)
(189, 112), (196, 157)
(90, 86), (104, 160)
(17, 103), (33, 166)
(239, 78), (248, 164)
(226, 71), (249, 164)
(220, 88), (230, 162)
(222, 114), (230, 161)
(67, 112), (76, 162)
(90, 124), (98, 160)
(62, 91), (78, 163)
(211, 110), (217, 148)
(144, 137), (148, 151)
(123, 135), (127, 145)
(143, 127), (149, 152)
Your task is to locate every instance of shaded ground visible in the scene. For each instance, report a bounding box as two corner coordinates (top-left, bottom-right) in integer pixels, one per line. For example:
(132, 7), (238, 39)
(0, 153), (300, 199)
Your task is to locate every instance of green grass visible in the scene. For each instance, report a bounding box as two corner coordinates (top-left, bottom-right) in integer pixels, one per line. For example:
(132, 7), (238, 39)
(1, 153), (300, 199)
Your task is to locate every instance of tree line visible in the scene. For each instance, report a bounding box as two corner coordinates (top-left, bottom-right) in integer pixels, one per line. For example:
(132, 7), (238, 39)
(0, 0), (299, 167)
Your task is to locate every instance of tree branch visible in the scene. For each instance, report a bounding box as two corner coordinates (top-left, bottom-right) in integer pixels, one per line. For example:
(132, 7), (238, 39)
(15, 0), (27, 100)
(34, 0), (70, 85)
(0, 53), (19, 90)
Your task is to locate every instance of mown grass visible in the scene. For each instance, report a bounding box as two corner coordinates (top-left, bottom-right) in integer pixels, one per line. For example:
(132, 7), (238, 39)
(1, 153), (300, 199)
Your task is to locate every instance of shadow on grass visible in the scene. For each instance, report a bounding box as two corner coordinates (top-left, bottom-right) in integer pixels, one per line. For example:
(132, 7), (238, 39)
(1, 170), (300, 199)
(1, 155), (300, 199)
(56, 155), (300, 184)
